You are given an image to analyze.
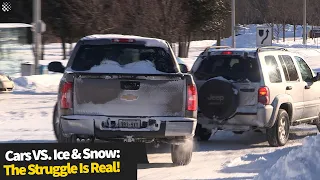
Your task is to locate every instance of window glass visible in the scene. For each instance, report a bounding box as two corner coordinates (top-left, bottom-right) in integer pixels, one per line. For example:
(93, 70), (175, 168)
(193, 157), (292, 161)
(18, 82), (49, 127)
(295, 56), (313, 81)
(71, 44), (176, 73)
(194, 55), (261, 82)
(278, 55), (299, 81)
(265, 55), (282, 83)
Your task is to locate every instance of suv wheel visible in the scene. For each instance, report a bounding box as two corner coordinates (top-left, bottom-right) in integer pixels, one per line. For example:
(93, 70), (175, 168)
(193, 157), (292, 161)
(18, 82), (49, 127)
(171, 138), (193, 166)
(195, 124), (212, 141)
(266, 109), (290, 147)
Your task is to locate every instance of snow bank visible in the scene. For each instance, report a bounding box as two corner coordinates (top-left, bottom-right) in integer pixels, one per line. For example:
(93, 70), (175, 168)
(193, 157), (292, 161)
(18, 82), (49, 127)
(81, 60), (165, 74)
(255, 135), (320, 180)
(13, 74), (62, 94)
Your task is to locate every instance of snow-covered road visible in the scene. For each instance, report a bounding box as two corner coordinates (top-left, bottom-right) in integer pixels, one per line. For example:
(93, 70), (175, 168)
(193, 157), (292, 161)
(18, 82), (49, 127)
(0, 93), (317, 179)
(139, 126), (317, 180)
(1, 24), (320, 179)
(0, 94), (56, 143)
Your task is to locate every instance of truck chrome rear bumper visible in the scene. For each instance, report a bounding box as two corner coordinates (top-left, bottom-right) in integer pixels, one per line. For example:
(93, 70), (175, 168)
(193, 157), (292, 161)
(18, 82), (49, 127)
(60, 115), (197, 138)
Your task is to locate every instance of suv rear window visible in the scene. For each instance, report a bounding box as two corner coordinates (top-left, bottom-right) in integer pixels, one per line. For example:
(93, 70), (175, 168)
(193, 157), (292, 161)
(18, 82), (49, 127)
(194, 55), (261, 82)
(71, 44), (176, 73)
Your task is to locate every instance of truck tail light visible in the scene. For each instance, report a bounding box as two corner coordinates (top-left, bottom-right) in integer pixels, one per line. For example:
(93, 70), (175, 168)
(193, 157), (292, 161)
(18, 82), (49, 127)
(112, 38), (135, 43)
(187, 84), (198, 111)
(221, 51), (233, 55)
(61, 82), (73, 109)
(258, 86), (270, 105)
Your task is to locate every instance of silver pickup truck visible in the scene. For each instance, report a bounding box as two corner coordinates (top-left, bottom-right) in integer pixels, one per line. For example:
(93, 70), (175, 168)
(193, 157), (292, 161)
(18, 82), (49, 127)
(48, 35), (197, 165)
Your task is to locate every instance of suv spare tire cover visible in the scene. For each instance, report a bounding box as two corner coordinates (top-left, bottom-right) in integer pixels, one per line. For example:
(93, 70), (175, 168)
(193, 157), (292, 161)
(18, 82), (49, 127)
(198, 78), (239, 120)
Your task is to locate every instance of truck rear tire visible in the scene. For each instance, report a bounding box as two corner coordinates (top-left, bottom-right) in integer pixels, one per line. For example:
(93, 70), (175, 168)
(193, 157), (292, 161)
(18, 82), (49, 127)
(266, 109), (290, 147)
(171, 139), (193, 166)
(53, 103), (79, 143)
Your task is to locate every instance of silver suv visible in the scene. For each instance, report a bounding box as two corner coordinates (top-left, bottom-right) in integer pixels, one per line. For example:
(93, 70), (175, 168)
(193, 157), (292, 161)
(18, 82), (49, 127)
(191, 46), (320, 147)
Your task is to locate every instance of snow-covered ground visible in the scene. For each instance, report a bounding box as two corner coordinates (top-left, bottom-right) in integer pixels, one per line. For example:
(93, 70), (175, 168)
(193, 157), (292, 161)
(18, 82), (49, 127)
(255, 135), (320, 180)
(1, 24), (320, 179)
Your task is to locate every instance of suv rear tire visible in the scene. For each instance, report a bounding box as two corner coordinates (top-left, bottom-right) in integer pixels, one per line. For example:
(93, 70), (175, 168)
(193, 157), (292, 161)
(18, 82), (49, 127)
(171, 139), (193, 166)
(195, 124), (212, 141)
(266, 109), (290, 147)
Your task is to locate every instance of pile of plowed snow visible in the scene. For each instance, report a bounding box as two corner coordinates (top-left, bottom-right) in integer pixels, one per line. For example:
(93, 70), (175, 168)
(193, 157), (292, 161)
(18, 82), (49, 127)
(13, 74), (63, 94)
(255, 135), (320, 180)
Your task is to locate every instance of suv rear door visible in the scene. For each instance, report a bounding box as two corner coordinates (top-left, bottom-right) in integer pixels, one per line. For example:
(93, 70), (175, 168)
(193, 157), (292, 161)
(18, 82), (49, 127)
(192, 52), (262, 113)
(277, 54), (305, 121)
(260, 53), (286, 106)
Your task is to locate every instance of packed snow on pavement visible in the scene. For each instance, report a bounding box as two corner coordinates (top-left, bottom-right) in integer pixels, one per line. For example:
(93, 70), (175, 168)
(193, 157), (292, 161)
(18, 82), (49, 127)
(1, 24), (320, 179)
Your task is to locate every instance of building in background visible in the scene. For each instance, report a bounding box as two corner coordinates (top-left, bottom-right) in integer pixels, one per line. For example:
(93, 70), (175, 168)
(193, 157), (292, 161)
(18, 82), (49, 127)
(0, 23), (33, 76)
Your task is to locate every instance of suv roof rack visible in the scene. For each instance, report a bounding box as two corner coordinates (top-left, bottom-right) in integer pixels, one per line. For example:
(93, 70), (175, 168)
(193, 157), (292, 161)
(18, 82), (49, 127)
(257, 46), (288, 52)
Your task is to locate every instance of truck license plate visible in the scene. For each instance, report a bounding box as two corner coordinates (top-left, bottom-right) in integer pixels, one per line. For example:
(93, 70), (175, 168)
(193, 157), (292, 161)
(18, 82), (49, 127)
(118, 119), (141, 128)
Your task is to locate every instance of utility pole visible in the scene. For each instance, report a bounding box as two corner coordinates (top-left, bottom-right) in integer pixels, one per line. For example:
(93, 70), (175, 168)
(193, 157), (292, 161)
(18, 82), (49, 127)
(303, 0), (307, 45)
(33, 0), (41, 75)
(231, 0), (236, 48)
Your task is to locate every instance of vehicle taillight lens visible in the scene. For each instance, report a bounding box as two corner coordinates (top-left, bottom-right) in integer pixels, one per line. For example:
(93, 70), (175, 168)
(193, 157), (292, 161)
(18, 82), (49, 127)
(187, 84), (198, 111)
(112, 38), (135, 43)
(61, 82), (73, 109)
(221, 51), (233, 55)
(258, 86), (269, 105)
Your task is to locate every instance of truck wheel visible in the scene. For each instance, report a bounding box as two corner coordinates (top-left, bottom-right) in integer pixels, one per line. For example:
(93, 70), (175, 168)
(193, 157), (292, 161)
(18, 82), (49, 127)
(53, 104), (77, 143)
(266, 109), (290, 147)
(195, 124), (212, 141)
(171, 138), (193, 166)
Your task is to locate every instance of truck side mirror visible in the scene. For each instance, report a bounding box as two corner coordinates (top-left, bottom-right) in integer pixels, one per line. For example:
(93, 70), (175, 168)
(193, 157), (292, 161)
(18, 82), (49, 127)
(48, 61), (65, 73)
(179, 64), (188, 73)
(315, 72), (320, 81)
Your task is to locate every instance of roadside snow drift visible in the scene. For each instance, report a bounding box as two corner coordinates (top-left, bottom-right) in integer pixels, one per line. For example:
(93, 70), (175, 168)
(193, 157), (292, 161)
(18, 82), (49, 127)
(13, 74), (62, 94)
(255, 135), (320, 180)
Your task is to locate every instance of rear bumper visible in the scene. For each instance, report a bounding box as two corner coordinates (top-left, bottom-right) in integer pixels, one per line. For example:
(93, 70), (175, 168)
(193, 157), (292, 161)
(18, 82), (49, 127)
(60, 115), (197, 139)
(198, 105), (274, 130)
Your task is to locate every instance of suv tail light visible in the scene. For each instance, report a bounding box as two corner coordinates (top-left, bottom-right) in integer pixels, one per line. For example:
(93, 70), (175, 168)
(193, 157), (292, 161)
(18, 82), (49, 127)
(187, 84), (198, 111)
(61, 82), (73, 109)
(258, 86), (270, 105)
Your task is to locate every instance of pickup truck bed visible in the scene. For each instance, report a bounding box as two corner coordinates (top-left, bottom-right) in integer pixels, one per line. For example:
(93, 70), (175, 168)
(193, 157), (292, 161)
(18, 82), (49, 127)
(49, 34), (198, 165)
(59, 73), (196, 141)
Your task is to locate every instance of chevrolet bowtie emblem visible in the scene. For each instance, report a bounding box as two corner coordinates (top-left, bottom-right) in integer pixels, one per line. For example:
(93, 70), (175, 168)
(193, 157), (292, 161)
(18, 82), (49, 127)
(120, 94), (138, 101)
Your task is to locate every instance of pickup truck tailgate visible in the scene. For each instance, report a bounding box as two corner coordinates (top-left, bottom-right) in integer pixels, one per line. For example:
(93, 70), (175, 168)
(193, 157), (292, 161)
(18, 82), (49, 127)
(73, 75), (186, 117)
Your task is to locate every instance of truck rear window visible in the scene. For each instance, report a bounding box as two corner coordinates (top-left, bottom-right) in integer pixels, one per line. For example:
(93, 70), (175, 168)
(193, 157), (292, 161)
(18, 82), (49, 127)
(71, 44), (176, 73)
(194, 55), (261, 82)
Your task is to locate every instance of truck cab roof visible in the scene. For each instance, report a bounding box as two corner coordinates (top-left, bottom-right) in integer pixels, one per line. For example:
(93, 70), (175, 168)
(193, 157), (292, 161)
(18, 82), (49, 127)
(80, 34), (170, 49)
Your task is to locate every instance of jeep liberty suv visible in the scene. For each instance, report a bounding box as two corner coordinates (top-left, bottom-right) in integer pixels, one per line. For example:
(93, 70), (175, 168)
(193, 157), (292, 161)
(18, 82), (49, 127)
(191, 46), (320, 147)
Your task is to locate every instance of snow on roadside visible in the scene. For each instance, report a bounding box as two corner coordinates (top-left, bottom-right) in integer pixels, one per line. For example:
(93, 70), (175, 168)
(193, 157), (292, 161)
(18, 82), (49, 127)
(254, 135), (320, 180)
(13, 74), (62, 94)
